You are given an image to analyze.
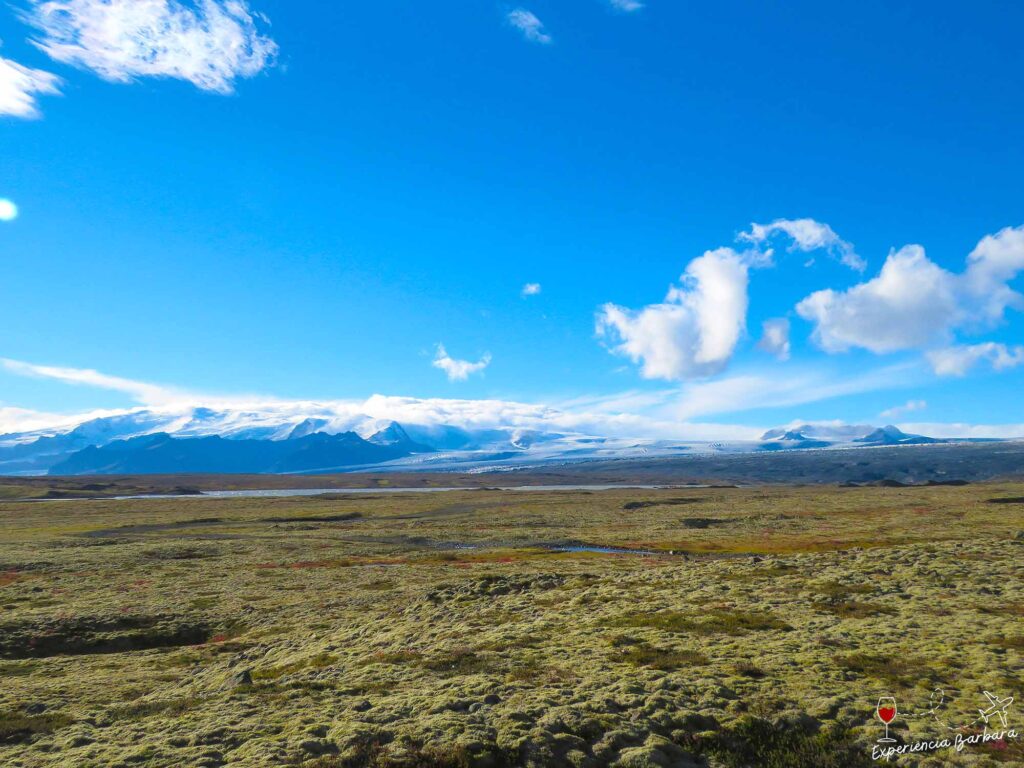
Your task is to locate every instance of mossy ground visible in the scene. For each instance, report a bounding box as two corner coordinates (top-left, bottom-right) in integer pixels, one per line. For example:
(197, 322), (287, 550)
(0, 483), (1022, 766)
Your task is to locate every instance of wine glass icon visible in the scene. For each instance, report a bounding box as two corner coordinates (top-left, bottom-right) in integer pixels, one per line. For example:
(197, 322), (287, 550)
(877, 696), (897, 743)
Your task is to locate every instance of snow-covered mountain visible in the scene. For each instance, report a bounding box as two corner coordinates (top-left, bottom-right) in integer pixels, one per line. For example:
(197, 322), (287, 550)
(0, 407), (992, 476)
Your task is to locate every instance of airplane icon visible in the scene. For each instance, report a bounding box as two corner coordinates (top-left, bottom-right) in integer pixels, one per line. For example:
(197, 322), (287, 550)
(978, 691), (1014, 729)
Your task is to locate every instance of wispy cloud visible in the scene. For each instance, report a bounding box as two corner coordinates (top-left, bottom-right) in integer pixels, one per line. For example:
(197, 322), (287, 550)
(521, 282), (542, 297)
(608, 0), (644, 12)
(739, 218), (865, 271)
(507, 9), (552, 44)
(0, 358), (184, 405)
(0, 199), (20, 222)
(880, 399), (927, 419)
(666, 363), (919, 421)
(431, 345), (492, 382)
(757, 318), (791, 360)
(927, 343), (1024, 377)
(0, 43), (62, 118)
(23, 0), (278, 94)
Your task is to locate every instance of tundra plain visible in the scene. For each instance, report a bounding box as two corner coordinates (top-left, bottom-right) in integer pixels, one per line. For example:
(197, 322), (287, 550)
(1, 482), (1022, 767)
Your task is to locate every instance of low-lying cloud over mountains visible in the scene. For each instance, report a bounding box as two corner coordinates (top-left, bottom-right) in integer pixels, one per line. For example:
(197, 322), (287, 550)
(0, 403), (1011, 476)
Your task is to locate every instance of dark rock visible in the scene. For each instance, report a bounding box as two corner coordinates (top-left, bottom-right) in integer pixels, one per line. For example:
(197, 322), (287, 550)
(352, 699), (372, 712)
(483, 693), (501, 705)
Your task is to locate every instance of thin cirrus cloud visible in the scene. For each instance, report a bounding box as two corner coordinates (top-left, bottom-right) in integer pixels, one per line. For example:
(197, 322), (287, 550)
(608, 0), (645, 12)
(507, 9), (552, 44)
(796, 225), (1024, 373)
(21, 0), (278, 94)
(431, 344), (492, 382)
(0, 41), (62, 118)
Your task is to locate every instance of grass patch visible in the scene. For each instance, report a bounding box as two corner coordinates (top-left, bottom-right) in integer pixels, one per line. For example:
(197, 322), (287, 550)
(0, 709), (74, 745)
(833, 653), (933, 687)
(814, 600), (897, 619)
(103, 697), (198, 724)
(612, 609), (792, 635)
(252, 652), (338, 680)
(615, 642), (708, 670)
(422, 648), (496, 676)
(305, 738), (480, 768)
(734, 661), (768, 678)
(812, 581), (875, 599)
(695, 716), (869, 768)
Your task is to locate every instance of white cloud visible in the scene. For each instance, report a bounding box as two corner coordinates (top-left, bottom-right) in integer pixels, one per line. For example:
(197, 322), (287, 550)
(797, 245), (960, 353)
(608, 0), (644, 12)
(0, 42), (62, 118)
(597, 248), (749, 380)
(797, 226), (1024, 360)
(24, 0), (278, 94)
(757, 318), (791, 360)
(0, 199), (20, 222)
(431, 345), (492, 382)
(880, 399), (926, 419)
(521, 282), (542, 297)
(740, 218), (865, 271)
(0, 358), (184, 404)
(507, 9), (552, 44)
(961, 225), (1024, 326)
(926, 343), (1024, 377)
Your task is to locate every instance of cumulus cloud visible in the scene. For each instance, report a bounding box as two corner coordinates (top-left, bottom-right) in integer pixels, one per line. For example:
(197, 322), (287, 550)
(521, 282), (542, 297)
(597, 248), (749, 380)
(797, 226), (1024, 359)
(880, 399), (927, 419)
(431, 345), (491, 382)
(0, 199), (20, 222)
(739, 218), (865, 271)
(927, 343), (1024, 377)
(24, 0), (278, 94)
(0, 42), (62, 118)
(608, 0), (644, 11)
(757, 318), (791, 360)
(507, 9), (552, 44)
(796, 245), (958, 353)
(961, 225), (1024, 325)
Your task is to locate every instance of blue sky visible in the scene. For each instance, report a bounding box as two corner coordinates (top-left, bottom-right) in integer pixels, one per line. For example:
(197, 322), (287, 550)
(2, 0), (1023, 438)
